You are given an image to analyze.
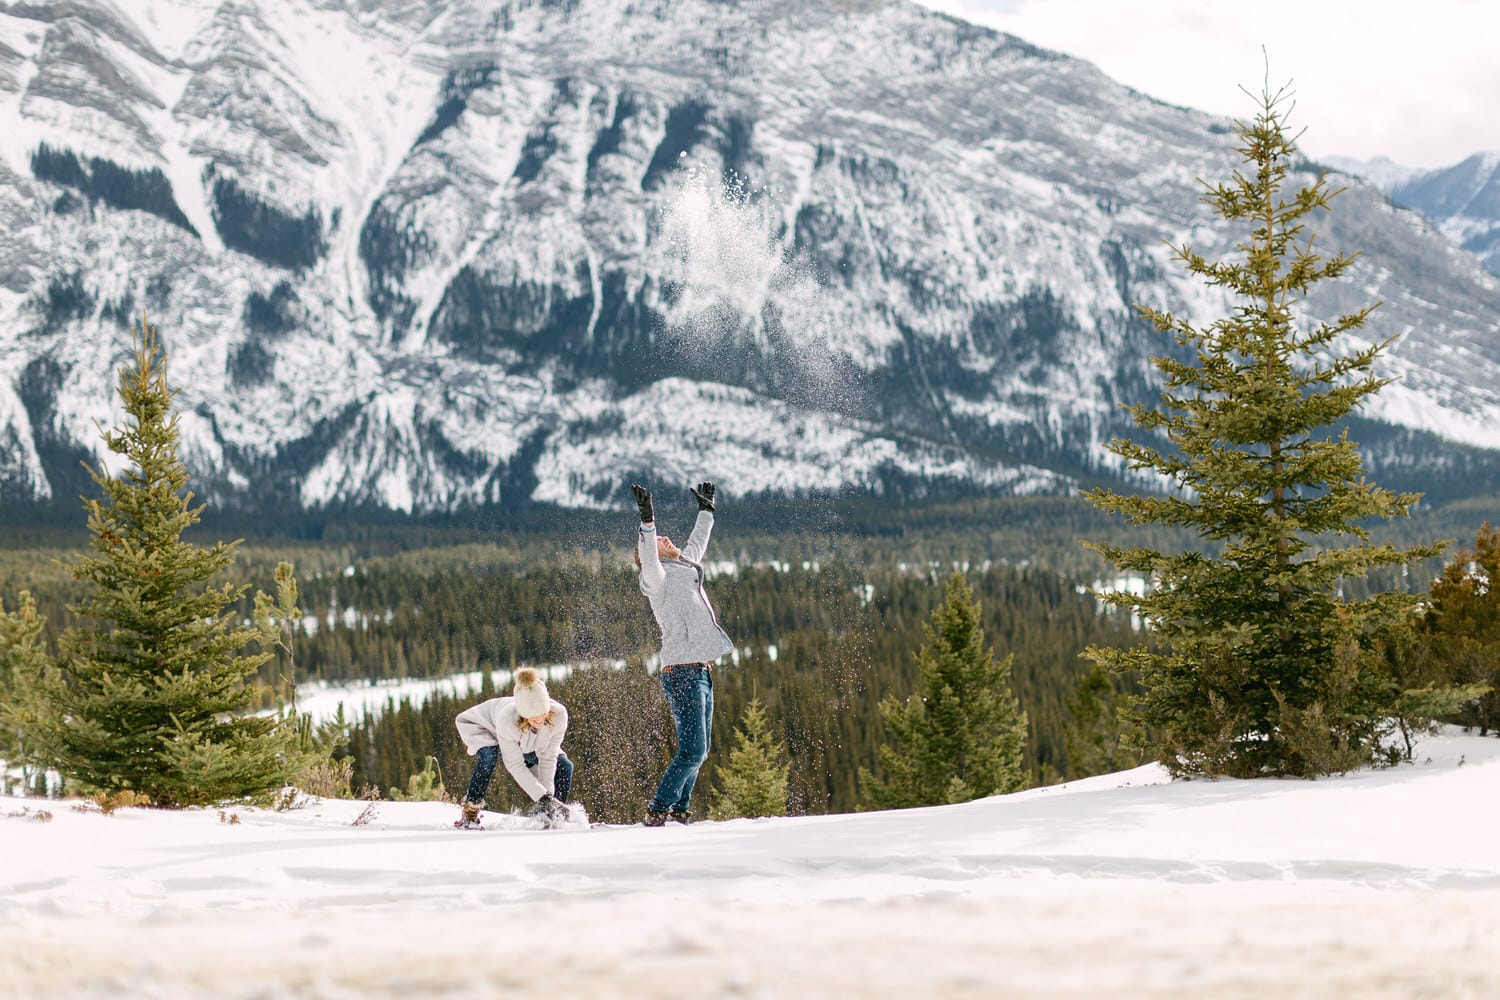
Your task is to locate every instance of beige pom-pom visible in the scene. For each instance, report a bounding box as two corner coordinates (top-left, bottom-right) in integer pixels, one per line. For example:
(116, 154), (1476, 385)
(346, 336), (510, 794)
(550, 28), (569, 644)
(513, 667), (550, 718)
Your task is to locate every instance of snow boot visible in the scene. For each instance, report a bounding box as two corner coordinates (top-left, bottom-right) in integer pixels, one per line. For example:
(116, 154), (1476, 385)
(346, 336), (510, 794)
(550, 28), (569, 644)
(667, 809), (694, 825)
(454, 798), (485, 830)
(642, 808), (668, 827)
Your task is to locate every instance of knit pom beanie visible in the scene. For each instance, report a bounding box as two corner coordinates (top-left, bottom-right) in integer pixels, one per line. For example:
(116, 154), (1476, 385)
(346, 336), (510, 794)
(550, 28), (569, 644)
(513, 667), (550, 719)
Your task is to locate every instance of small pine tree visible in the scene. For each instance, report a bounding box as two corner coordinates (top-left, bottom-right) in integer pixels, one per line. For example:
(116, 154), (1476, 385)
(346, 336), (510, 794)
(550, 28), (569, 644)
(0, 592), (48, 794)
(251, 560), (353, 798)
(253, 560), (301, 713)
(387, 755), (451, 802)
(709, 696), (790, 820)
(18, 318), (296, 806)
(1416, 523), (1500, 733)
(860, 572), (1028, 809)
(1082, 85), (1446, 778)
(286, 704), (356, 800)
(1062, 662), (1142, 779)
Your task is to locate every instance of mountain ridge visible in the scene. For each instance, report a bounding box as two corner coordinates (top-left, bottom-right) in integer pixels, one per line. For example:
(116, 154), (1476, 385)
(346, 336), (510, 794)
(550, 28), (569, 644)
(3, 0), (1500, 514)
(1330, 151), (1500, 277)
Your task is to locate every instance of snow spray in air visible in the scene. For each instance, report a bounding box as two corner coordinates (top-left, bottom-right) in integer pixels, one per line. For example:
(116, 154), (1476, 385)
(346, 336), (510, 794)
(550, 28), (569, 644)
(653, 157), (868, 416)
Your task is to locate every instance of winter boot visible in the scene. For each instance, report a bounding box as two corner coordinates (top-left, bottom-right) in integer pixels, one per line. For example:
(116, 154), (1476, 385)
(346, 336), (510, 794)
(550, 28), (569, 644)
(454, 798), (485, 830)
(667, 809), (693, 825)
(642, 808), (668, 827)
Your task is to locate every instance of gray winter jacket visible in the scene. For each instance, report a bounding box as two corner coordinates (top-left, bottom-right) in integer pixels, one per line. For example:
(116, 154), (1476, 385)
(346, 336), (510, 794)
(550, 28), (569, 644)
(638, 511), (734, 667)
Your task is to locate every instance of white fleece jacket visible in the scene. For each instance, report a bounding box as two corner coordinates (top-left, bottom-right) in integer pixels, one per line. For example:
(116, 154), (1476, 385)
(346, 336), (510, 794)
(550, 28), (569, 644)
(638, 510), (734, 667)
(454, 695), (569, 802)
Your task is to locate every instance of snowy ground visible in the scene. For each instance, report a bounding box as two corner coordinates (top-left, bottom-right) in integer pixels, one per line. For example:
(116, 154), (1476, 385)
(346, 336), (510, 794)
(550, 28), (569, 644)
(3, 729), (1498, 999)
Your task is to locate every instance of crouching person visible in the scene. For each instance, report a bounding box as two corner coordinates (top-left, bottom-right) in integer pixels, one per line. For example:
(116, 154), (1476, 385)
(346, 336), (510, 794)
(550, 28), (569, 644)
(454, 667), (572, 829)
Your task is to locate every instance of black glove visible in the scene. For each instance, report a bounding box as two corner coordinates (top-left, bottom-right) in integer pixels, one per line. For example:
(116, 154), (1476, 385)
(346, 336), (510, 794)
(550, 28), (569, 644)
(535, 793), (567, 828)
(632, 483), (654, 523)
(690, 481), (716, 513)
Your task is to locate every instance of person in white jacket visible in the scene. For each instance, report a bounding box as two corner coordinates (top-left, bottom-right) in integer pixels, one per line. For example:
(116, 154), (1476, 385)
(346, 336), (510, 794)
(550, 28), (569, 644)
(453, 667), (571, 829)
(631, 480), (733, 826)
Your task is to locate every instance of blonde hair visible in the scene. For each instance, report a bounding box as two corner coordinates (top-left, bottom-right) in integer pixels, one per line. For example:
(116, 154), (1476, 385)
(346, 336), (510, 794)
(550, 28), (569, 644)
(517, 708), (557, 730)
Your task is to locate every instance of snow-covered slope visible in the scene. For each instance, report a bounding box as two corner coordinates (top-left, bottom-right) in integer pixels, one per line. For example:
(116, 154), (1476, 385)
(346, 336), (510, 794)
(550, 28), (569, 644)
(1, 727), (1496, 997)
(1332, 151), (1500, 278)
(1391, 153), (1500, 278)
(5, 0), (1500, 513)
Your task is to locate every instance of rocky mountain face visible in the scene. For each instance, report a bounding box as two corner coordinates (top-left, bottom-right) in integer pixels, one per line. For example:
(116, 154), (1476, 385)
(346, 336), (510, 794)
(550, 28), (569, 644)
(3, 0), (1500, 517)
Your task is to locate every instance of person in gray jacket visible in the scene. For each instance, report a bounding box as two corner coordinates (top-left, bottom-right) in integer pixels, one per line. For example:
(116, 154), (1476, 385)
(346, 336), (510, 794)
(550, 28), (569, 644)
(632, 480), (733, 826)
(453, 667), (571, 829)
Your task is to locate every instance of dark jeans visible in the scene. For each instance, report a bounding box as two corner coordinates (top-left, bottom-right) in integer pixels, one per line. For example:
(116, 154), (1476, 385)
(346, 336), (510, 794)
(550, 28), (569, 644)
(464, 745), (573, 804)
(650, 664), (714, 814)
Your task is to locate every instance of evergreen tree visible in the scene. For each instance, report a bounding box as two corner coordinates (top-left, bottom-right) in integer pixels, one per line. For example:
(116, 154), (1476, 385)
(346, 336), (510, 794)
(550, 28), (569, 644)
(1082, 85), (1446, 778)
(0, 592), (48, 794)
(287, 704), (356, 799)
(1416, 523), (1500, 734)
(709, 696), (790, 820)
(18, 318), (295, 806)
(253, 560), (301, 712)
(860, 572), (1028, 808)
(1062, 662), (1141, 778)
(386, 755), (451, 802)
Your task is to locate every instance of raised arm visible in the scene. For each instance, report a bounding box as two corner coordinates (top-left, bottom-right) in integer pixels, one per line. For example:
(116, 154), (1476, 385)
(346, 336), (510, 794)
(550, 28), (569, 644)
(680, 481), (716, 564)
(634, 483), (664, 594)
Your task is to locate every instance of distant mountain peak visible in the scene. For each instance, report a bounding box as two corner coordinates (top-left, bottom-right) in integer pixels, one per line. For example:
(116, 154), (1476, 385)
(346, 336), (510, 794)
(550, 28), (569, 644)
(1323, 154), (1422, 190)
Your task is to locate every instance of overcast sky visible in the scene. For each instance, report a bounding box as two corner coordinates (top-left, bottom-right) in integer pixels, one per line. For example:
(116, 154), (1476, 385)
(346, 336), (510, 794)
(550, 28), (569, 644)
(912, 0), (1500, 170)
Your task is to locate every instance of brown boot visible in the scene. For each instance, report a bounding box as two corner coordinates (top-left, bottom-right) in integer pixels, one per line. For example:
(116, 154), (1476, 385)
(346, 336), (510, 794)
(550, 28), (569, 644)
(454, 799), (484, 829)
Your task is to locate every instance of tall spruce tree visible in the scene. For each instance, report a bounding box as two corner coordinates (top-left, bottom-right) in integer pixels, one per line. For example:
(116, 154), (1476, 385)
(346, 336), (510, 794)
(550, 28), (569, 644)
(860, 572), (1027, 808)
(20, 318), (295, 806)
(709, 696), (790, 820)
(1082, 85), (1446, 778)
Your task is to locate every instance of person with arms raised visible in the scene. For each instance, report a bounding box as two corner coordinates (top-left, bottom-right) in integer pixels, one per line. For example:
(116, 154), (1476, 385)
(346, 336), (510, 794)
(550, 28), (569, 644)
(631, 481), (733, 826)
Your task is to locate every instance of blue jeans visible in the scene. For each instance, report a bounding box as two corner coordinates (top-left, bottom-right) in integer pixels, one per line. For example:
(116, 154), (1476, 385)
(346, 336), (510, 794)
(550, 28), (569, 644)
(650, 664), (714, 814)
(464, 746), (573, 803)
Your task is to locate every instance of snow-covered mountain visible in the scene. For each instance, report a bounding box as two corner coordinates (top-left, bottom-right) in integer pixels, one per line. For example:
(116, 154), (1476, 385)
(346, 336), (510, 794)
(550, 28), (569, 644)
(4, 0), (1500, 515)
(1323, 154), (1423, 192)
(1332, 152), (1500, 279)
(1391, 155), (1500, 278)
